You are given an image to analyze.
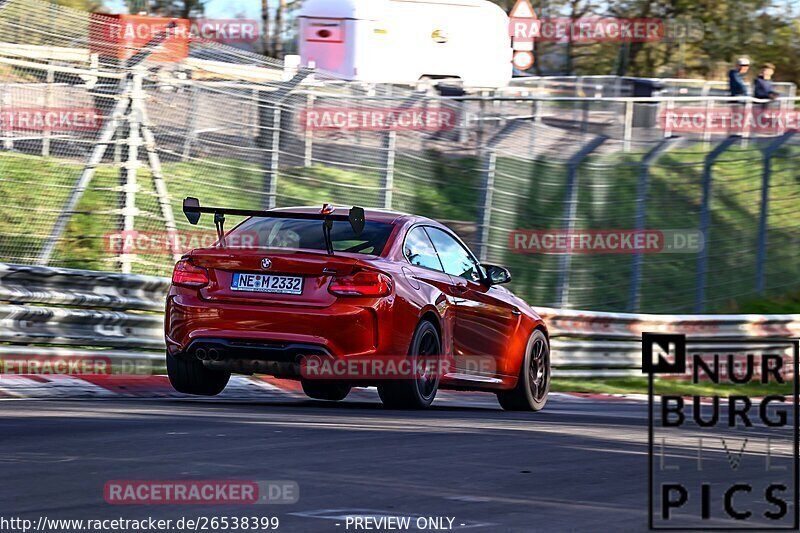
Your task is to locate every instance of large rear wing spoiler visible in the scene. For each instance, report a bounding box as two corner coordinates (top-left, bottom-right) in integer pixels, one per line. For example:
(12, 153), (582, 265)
(182, 197), (365, 255)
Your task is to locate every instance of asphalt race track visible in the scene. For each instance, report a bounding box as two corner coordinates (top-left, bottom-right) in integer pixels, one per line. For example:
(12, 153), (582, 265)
(0, 389), (794, 532)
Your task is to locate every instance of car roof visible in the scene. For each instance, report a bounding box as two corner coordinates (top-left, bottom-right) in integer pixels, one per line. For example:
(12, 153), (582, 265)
(268, 206), (437, 226)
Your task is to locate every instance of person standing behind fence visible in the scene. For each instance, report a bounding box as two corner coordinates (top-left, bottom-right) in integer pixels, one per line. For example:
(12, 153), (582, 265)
(729, 58), (750, 99)
(754, 63), (779, 105)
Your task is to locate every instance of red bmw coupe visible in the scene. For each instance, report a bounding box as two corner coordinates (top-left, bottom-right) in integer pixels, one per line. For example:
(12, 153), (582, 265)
(165, 198), (550, 410)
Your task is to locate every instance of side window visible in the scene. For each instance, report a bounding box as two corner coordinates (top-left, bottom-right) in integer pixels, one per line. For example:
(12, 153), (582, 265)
(425, 227), (482, 282)
(404, 227), (444, 271)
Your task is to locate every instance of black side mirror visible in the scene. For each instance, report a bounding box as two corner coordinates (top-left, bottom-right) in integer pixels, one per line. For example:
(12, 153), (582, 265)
(484, 264), (512, 286)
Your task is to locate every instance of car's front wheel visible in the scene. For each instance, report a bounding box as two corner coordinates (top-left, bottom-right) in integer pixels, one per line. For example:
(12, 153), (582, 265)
(166, 352), (230, 396)
(497, 329), (550, 411)
(378, 320), (441, 409)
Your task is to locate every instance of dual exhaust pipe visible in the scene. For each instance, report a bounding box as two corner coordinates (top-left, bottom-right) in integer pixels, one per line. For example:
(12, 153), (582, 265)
(195, 347), (224, 362)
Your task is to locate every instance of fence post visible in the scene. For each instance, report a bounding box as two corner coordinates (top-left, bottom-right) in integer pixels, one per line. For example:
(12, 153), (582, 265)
(264, 104), (281, 210)
(42, 65), (54, 156)
(474, 117), (529, 262)
(528, 99), (539, 154)
(252, 88), (259, 138)
(476, 149), (497, 262)
(694, 135), (740, 313)
(377, 91), (424, 209)
(256, 71), (310, 210)
(701, 98), (714, 146)
(255, 93), (281, 208)
(2, 86), (13, 150)
(458, 98), (469, 144)
(741, 99), (753, 147)
(555, 135), (608, 308)
(181, 84), (199, 161)
(381, 130), (396, 209)
(755, 130), (796, 295)
(476, 98), (486, 148)
(628, 137), (682, 312)
(623, 100), (633, 151)
(663, 97), (675, 138)
(119, 69), (144, 274)
(581, 99), (590, 136)
(255, 100), (279, 211)
(613, 76), (623, 97)
(304, 92), (314, 167)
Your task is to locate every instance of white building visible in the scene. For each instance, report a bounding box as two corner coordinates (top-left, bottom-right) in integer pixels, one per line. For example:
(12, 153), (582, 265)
(298, 0), (513, 88)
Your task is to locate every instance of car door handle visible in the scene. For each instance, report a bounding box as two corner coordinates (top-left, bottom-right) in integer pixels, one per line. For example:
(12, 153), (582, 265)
(511, 307), (521, 316)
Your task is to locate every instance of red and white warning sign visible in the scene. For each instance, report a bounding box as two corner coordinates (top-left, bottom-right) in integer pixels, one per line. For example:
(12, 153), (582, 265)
(510, 0), (536, 69)
(509, 0), (538, 50)
(510, 0), (536, 19)
(512, 51), (534, 70)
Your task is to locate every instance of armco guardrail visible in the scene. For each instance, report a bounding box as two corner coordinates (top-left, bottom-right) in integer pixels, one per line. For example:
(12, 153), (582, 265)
(0, 263), (797, 378)
(537, 307), (800, 340)
(0, 263), (169, 311)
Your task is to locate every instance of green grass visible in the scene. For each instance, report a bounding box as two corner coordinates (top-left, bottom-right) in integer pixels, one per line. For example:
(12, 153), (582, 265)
(487, 143), (800, 313)
(280, 151), (481, 221)
(0, 151), (481, 276)
(731, 292), (800, 314)
(1, 142), (799, 313)
(552, 377), (794, 396)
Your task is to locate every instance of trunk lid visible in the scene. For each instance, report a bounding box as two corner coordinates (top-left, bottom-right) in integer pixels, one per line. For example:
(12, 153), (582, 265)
(190, 248), (362, 308)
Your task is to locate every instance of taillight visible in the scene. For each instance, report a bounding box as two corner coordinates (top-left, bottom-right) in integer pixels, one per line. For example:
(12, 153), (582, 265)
(329, 271), (392, 297)
(172, 259), (209, 288)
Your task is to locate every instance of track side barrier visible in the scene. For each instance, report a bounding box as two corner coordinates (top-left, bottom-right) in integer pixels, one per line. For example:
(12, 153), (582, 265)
(0, 264), (796, 378)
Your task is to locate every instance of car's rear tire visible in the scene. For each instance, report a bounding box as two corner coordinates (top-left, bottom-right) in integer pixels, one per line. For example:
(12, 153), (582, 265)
(166, 352), (230, 396)
(497, 329), (550, 411)
(378, 320), (441, 409)
(301, 380), (351, 401)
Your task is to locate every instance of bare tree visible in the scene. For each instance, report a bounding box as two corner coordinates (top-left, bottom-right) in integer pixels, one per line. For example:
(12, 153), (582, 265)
(147, 0), (204, 18)
(273, 0), (286, 59)
(261, 0), (272, 56)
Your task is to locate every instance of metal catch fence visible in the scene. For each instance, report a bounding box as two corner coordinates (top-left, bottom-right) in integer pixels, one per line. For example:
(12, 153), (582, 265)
(0, 0), (799, 314)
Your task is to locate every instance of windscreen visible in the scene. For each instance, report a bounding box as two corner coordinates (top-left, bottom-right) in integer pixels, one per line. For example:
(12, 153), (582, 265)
(229, 217), (395, 255)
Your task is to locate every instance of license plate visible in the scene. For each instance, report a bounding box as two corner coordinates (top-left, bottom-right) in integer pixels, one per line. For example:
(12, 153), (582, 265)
(231, 273), (303, 295)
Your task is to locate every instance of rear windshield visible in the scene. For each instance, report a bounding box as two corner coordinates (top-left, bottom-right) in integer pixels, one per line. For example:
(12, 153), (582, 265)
(229, 217), (395, 256)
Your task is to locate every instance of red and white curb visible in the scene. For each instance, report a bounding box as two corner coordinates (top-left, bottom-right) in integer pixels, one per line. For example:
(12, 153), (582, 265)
(0, 374), (645, 404)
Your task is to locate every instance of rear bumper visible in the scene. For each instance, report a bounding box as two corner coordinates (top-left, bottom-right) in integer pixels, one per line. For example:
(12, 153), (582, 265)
(186, 338), (331, 361)
(165, 291), (387, 358)
(176, 337), (332, 378)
